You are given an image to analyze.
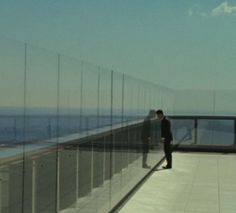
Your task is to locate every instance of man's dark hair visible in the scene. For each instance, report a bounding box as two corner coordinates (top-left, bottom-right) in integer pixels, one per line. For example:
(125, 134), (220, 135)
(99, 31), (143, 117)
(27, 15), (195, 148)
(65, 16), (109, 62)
(156, 109), (164, 115)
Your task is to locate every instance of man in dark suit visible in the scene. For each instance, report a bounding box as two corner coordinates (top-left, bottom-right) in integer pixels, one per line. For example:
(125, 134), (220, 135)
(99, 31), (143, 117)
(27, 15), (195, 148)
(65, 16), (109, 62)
(156, 109), (173, 169)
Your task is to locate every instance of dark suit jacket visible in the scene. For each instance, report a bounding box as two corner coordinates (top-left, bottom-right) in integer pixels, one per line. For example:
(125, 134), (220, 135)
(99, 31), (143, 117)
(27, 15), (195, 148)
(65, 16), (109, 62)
(161, 116), (173, 142)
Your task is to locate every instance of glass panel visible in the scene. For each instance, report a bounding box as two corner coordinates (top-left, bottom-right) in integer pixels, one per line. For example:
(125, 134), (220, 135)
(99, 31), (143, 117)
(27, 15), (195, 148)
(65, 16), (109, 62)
(92, 136), (108, 212)
(58, 56), (82, 211)
(172, 119), (195, 145)
(25, 45), (58, 213)
(96, 69), (111, 212)
(110, 72), (123, 207)
(59, 56), (82, 137)
(0, 37), (25, 213)
(0, 37), (173, 213)
(105, 74), (164, 208)
(197, 119), (234, 146)
(77, 140), (93, 212)
(82, 62), (99, 132)
(99, 69), (112, 128)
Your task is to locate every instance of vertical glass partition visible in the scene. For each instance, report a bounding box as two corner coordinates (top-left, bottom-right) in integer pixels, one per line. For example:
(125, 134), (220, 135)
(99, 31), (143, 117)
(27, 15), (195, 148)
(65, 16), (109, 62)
(110, 71), (124, 207)
(58, 56), (82, 211)
(25, 45), (59, 213)
(0, 37), (169, 213)
(78, 62), (98, 213)
(197, 119), (234, 146)
(59, 56), (82, 136)
(0, 37), (25, 213)
(97, 68), (112, 212)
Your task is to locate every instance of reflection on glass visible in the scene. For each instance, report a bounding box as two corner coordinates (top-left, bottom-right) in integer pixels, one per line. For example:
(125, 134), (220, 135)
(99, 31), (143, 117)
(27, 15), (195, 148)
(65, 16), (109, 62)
(172, 119), (195, 145)
(141, 110), (156, 169)
(0, 38), (25, 213)
(198, 120), (234, 146)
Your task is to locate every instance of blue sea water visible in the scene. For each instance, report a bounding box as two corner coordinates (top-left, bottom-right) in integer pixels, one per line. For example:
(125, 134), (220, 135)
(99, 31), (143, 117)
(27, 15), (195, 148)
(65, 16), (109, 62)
(0, 112), (234, 146)
(0, 115), (133, 145)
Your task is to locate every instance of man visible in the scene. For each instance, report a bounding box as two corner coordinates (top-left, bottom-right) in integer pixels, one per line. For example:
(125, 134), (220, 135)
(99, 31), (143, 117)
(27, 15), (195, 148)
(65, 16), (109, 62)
(156, 109), (173, 169)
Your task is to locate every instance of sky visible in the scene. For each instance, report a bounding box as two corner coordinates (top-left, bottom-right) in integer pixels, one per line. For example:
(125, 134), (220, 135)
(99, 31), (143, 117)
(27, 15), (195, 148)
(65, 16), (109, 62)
(0, 0), (236, 90)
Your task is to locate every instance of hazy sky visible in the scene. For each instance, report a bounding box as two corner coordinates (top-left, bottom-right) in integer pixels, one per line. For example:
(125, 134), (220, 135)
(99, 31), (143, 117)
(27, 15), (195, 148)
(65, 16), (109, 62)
(0, 0), (236, 89)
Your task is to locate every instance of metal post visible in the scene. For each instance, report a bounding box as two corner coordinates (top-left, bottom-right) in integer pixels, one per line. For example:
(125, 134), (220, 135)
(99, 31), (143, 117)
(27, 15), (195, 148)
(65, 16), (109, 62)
(109, 70), (114, 209)
(75, 147), (79, 202)
(32, 160), (36, 213)
(56, 54), (61, 213)
(103, 136), (106, 183)
(137, 83), (140, 119)
(121, 74), (125, 126)
(110, 71), (114, 130)
(21, 42), (27, 213)
(56, 152), (60, 212)
(234, 119), (236, 146)
(97, 67), (101, 129)
(120, 74), (125, 187)
(79, 62), (84, 132)
(14, 118), (17, 143)
(91, 141), (94, 192)
(127, 119), (130, 173)
(194, 119), (198, 145)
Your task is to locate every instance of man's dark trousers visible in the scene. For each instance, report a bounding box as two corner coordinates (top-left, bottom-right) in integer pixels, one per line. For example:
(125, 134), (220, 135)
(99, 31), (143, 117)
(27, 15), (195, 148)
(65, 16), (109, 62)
(164, 141), (172, 168)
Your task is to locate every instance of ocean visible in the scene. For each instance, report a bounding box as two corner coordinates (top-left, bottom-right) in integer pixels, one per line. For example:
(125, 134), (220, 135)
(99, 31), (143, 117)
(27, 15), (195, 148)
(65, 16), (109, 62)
(0, 115), (134, 145)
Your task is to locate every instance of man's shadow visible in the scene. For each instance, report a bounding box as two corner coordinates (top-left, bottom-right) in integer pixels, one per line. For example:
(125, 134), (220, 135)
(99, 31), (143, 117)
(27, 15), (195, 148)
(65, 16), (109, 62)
(154, 167), (165, 172)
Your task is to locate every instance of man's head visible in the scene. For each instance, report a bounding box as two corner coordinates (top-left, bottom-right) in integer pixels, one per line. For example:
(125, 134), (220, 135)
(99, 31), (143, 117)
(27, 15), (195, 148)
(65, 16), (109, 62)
(156, 109), (164, 120)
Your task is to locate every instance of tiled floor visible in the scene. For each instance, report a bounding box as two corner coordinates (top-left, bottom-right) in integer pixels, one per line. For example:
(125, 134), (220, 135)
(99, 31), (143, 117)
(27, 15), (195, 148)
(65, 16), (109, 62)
(119, 152), (236, 213)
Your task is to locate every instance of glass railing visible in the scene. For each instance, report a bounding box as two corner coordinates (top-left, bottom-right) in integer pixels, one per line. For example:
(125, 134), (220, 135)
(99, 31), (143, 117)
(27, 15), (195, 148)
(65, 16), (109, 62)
(2, 35), (235, 213)
(0, 36), (172, 213)
(0, 118), (164, 213)
(170, 116), (236, 151)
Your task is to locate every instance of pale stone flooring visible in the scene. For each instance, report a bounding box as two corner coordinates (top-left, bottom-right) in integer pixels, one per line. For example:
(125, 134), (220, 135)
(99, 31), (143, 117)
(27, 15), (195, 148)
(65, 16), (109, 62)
(119, 152), (236, 213)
